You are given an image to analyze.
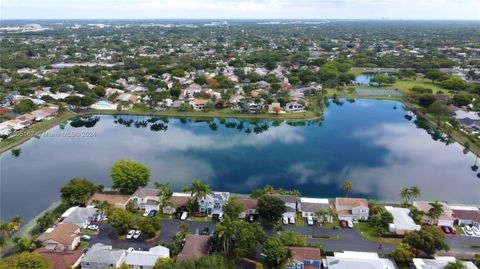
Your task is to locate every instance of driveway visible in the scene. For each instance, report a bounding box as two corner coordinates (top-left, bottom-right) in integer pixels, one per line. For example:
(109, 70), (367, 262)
(87, 219), (217, 250)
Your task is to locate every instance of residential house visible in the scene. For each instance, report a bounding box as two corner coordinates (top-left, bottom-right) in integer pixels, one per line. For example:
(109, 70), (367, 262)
(163, 192), (192, 215)
(16, 113), (36, 126)
(34, 248), (83, 269)
(3, 119), (26, 131)
(61, 207), (98, 229)
(190, 99), (208, 111)
(130, 188), (160, 212)
(183, 83), (202, 99)
(39, 223), (81, 252)
(198, 191), (230, 216)
(335, 198), (369, 222)
(385, 206), (421, 235)
(413, 201), (454, 226)
(125, 245), (170, 269)
(88, 192), (130, 209)
(413, 257), (478, 269)
(286, 247), (321, 269)
(81, 243), (127, 269)
(298, 197), (332, 222)
(271, 195), (298, 219)
(325, 251), (396, 269)
(176, 235), (211, 262)
(30, 106), (59, 121)
(171, 100), (184, 110)
(451, 206), (480, 227)
(284, 102), (305, 112)
(268, 102), (282, 113)
(116, 93), (140, 103)
(236, 197), (258, 219)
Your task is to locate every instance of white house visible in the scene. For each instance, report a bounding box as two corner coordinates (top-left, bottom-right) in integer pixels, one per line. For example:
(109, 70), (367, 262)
(81, 243), (126, 269)
(284, 102), (305, 112)
(325, 251), (396, 269)
(335, 198), (369, 222)
(62, 206), (98, 229)
(130, 188), (160, 212)
(385, 206), (421, 235)
(413, 257), (478, 269)
(198, 192), (230, 216)
(299, 197), (332, 222)
(451, 205), (480, 227)
(125, 245), (170, 269)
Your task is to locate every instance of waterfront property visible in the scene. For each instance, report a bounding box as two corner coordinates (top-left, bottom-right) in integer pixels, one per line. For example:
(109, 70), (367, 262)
(385, 206), (421, 235)
(335, 198), (369, 222)
(325, 251), (396, 269)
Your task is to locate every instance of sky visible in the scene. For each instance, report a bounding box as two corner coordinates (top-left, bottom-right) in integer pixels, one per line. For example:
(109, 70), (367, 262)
(1, 0), (479, 20)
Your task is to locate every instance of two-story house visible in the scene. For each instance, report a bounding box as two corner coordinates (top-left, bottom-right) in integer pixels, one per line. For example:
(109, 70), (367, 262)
(130, 188), (160, 212)
(197, 192), (230, 216)
(335, 198), (369, 222)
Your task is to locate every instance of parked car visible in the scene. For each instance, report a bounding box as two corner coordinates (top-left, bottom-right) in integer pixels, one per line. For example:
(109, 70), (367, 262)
(81, 235), (91, 241)
(340, 220), (348, 228)
(289, 217), (295, 224)
(441, 226), (452, 234)
(200, 227), (210, 235)
(307, 216), (314, 226)
(282, 217), (289, 225)
(87, 225), (99, 230)
(143, 210), (150, 217)
(126, 230), (135, 239)
(133, 230), (141, 239)
(175, 212), (182, 219)
(472, 226), (480, 236)
(347, 220), (354, 228)
(463, 226), (474, 236)
(148, 210), (157, 217)
(450, 226), (457, 234)
(180, 211), (188, 221)
(247, 214), (255, 223)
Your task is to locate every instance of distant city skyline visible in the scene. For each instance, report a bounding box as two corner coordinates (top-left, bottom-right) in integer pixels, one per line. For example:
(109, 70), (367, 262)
(1, 0), (479, 20)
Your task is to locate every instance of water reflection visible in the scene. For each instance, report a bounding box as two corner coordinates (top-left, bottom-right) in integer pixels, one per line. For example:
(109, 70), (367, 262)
(1, 99), (479, 223)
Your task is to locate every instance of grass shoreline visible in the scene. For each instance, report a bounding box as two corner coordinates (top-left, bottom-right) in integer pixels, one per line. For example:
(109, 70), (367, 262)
(2, 94), (480, 159)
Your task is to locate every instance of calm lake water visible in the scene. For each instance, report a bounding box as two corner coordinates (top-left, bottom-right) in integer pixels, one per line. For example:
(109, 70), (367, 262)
(1, 99), (480, 222)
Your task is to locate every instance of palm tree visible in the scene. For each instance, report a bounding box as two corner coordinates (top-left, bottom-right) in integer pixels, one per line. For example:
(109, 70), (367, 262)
(184, 179), (212, 201)
(281, 248), (294, 268)
(316, 209), (328, 225)
(428, 201), (444, 225)
(400, 187), (411, 202)
(8, 216), (23, 233)
(156, 183), (174, 213)
(410, 186), (421, 201)
(342, 180), (353, 197)
(214, 216), (236, 256)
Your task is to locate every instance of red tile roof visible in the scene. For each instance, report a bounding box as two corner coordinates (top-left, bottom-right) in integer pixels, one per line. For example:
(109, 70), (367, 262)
(34, 248), (83, 269)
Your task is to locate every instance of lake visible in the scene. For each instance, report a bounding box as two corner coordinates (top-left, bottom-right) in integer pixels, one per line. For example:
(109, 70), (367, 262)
(1, 99), (480, 222)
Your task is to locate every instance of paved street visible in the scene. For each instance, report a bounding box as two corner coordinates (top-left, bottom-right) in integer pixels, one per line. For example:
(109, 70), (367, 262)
(85, 220), (480, 258)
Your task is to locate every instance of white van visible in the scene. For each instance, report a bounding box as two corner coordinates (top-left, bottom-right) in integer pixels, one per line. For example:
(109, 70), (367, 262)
(180, 211), (188, 220)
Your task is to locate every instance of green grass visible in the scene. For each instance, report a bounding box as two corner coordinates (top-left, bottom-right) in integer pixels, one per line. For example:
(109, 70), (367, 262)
(391, 78), (447, 94)
(295, 216), (305, 227)
(463, 245), (480, 249)
(79, 241), (89, 250)
(355, 222), (402, 244)
(0, 110), (77, 153)
(189, 216), (211, 222)
(80, 228), (98, 235)
(87, 108), (320, 120)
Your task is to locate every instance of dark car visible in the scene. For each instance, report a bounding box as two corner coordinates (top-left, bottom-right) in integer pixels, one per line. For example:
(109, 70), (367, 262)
(247, 214), (256, 223)
(340, 220), (348, 228)
(200, 227), (210, 235)
(148, 210), (157, 217)
(441, 226), (452, 234)
(175, 212), (182, 219)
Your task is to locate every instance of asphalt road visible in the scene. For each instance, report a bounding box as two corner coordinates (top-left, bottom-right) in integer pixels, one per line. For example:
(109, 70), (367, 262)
(86, 219), (480, 258)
